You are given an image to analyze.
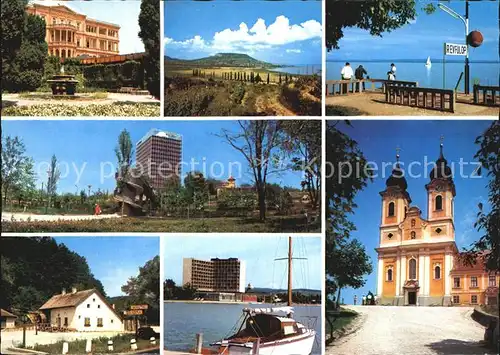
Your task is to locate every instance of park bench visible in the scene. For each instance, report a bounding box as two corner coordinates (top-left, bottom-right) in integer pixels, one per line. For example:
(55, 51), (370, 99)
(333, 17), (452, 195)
(473, 84), (500, 106)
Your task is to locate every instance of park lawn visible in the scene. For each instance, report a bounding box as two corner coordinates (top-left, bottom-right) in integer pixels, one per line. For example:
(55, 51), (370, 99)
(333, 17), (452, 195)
(2, 215), (320, 233)
(27, 333), (155, 354)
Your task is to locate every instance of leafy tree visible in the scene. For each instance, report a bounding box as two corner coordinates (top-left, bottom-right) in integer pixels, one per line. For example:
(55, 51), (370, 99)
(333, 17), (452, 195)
(184, 171), (207, 208)
(46, 154), (61, 209)
(325, 121), (373, 304)
(281, 121), (322, 210)
(219, 121), (283, 221)
(115, 129), (134, 179)
(3, 12), (48, 92)
(1, 135), (36, 207)
(461, 120), (499, 272)
(255, 73), (262, 83)
(138, 0), (160, 99)
(326, 0), (435, 50)
(1, 0), (27, 92)
(122, 255), (160, 306)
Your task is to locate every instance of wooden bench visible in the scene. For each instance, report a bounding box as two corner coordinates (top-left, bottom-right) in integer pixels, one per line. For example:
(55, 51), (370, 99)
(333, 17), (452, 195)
(385, 86), (455, 113)
(326, 79), (418, 96)
(473, 84), (500, 106)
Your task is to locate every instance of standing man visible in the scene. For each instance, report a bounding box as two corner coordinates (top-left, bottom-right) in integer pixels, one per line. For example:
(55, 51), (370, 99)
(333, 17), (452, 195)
(340, 62), (353, 93)
(355, 65), (368, 91)
(390, 63), (397, 79)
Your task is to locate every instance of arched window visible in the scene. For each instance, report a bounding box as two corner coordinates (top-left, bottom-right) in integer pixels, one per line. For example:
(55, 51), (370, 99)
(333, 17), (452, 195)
(410, 231), (416, 239)
(435, 195), (443, 210)
(387, 268), (393, 281)
(434, 265), (441, 280)
(409, 259), (417, 279)
(411, 219), (416, 227)
(388, 202), (395, 217)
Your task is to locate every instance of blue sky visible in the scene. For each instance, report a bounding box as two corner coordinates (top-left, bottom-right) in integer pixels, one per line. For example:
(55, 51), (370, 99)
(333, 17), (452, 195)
(164, 1), (322, 65)
(327, 0), (499, 61)
(30, 0), (144, 54)
(1, 120), (305, 195)
(164, 236), (321, 291)
(329, 120), (495, 304)
(53, 236), (159, 297)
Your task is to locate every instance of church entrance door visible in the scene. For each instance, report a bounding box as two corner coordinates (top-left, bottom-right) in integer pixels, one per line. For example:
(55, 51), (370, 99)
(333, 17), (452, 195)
(408, 291), (417, 305)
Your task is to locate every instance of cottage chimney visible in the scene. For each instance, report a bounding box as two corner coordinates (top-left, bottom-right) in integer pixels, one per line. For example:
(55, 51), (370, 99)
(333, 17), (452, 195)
(72, 287), (77, 294)
(62, 288), (66, 295)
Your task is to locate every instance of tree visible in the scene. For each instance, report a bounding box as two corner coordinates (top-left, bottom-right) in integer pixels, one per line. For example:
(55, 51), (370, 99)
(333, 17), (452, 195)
(121, 255), (160, 305)
(184, 171), (207, 208)
(219, 121), (283, 221)
(1, 0), (27, 92)
(326, 0), (435, 50)
(461, 120), (499, 272)
(255, 73), (262, 83)
(46, 154), (61, 208)
(1, 135), (36, 207)
(3, 12), (48, 92)
(115, 129), (134, 179)
(281, 121), (322, 210)
(138, 0), (160, 99)
(267, 73), (270, 84)
(325, 121), (373, 304)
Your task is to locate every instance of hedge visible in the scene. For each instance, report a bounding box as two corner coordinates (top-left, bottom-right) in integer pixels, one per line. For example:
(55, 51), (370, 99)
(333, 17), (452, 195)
(82, 60), (144, 89)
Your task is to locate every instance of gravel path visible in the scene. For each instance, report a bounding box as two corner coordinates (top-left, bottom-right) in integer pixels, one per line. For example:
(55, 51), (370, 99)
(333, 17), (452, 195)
(2, 212), (121, 222)
(326, 306), (490, 355)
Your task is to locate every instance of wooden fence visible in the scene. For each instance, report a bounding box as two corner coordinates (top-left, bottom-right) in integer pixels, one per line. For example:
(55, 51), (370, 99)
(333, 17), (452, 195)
(385, 86), (455, 113)
(326, 79), (418, 96)
(473, 84), (500, 106)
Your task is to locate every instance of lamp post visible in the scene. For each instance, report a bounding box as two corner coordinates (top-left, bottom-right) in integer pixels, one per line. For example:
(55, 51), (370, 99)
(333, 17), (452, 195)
(438, 1), (470, 94)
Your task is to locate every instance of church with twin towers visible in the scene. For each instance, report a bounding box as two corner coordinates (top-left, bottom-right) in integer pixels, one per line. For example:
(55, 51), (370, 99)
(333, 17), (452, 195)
(376, 141), (498, 307)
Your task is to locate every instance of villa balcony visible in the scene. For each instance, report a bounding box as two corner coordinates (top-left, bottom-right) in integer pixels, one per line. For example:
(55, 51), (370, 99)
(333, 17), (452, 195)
(49, 41), (77, 48)
(47, 23), (78, 31)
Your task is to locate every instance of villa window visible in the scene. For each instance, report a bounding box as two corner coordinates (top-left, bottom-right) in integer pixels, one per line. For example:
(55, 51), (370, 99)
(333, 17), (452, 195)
(435, 195), (443, 210)
(387, 268), (393, 282)
(434, 265), (441, 280)
(470, 277), (478, 288)
(93, 298), (95, 302)
(409, 259), (417, 280)
(410, 231), (416, 240)
(84, 318), (90, 327)
(489, 275), (496, 287)
(453, 277), (460, 288)
(87, 304), (90, 308)
(97, 318), (103, 327)
(453, 295), (459, 304)
(388, 202), (395, 217)
(471, 295), (478, 304)
(64, 317), (68, 326)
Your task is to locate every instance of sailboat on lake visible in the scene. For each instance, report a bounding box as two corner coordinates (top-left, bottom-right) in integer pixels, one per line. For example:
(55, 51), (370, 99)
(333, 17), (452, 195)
(425, 56), (432, 68)
(210, 237), (316, 355)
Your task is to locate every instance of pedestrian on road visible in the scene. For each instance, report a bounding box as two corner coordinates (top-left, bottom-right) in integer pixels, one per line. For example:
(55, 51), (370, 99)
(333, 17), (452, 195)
(362, 295), (366, 305)
(94, 203), (102, 216)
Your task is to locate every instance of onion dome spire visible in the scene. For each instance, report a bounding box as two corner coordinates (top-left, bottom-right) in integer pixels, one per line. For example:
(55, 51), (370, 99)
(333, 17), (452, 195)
(430, 136), (453, 181)
(386, 146), (408, 190)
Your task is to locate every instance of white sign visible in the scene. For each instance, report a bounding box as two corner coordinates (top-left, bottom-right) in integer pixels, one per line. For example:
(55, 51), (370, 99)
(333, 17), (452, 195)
(444, 43), (468, 56)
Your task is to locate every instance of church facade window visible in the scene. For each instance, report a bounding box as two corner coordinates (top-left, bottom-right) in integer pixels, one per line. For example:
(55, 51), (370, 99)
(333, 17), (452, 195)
(408, 259), (417, 280)
(435, 195), (443, 210)
(410, 231), (416, 239)
(388, 202), (395, 217)
(434, 265), (441, 280)
(387, 268), (393, 281)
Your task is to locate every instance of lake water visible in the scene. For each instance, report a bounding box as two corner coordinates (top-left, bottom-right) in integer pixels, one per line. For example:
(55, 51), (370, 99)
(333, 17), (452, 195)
(164, 302), (322, 354)
(327, 61), (499, 91)
(271, 64), (322, 76)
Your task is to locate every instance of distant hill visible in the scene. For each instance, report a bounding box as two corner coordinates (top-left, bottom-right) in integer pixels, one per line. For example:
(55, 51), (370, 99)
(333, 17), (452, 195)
(249, 288), (321, 296)
(165, 53), (279, 68)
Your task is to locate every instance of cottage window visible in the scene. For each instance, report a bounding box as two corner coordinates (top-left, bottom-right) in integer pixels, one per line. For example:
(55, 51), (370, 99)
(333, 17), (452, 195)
(87, 304), (90, 308)
(470, 277), (478, 288)
(409, 259), (417, 280)
(387, 268), (393, 282)
(489, 275), (497, 287)
(98, 305), (101, 309)
(471, 295), (478, 304)
(64, 317), (68, 326)
(388, 202), (395, 217)
(434, 265), (441, 280)
(453, 277), (460, 288)
(97, 318), (103, 327)
(435, 195), (443, 210)
(93, 298), (95, 302)
(111, 319), (114, 324)
(84, 318), (90, 327)
(452, 295), (459, 304)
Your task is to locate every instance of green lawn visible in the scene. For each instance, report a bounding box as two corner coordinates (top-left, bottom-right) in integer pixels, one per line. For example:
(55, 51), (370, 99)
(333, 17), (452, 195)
(2, 215), (321, 233)
(27, 334), (156, 354)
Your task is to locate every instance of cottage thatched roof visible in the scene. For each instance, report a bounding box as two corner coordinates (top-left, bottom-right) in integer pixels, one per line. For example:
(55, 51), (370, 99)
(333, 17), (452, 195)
(1, 309), (18, 318)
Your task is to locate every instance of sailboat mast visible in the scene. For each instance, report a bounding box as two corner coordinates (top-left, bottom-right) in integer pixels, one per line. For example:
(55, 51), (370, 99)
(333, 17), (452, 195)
(288, 236), (292, 306)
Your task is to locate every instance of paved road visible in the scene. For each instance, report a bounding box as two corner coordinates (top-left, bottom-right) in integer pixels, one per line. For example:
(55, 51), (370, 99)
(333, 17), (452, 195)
(327, 306), (490, 355)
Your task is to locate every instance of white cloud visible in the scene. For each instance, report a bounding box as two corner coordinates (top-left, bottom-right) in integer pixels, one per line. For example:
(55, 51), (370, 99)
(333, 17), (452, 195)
(166, 15), (322, 54)
(286, 49), (302, 54)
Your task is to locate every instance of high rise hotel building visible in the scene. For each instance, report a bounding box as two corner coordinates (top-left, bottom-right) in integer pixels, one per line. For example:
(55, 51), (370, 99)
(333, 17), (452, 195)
(136, 129), (183, 191)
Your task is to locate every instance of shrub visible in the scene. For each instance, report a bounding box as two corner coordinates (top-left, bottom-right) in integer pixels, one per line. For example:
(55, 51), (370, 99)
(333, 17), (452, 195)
(139, 0), (160, 99)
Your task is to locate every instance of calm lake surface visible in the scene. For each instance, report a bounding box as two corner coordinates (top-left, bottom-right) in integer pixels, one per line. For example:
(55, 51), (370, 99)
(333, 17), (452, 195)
(271, 64), (322, 75)
(327, 61), (499, 90)
(165, 302), (322, 354)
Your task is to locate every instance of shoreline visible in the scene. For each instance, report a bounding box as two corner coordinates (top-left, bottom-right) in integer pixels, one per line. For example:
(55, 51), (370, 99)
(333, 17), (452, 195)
(164, 300), (321, 306)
